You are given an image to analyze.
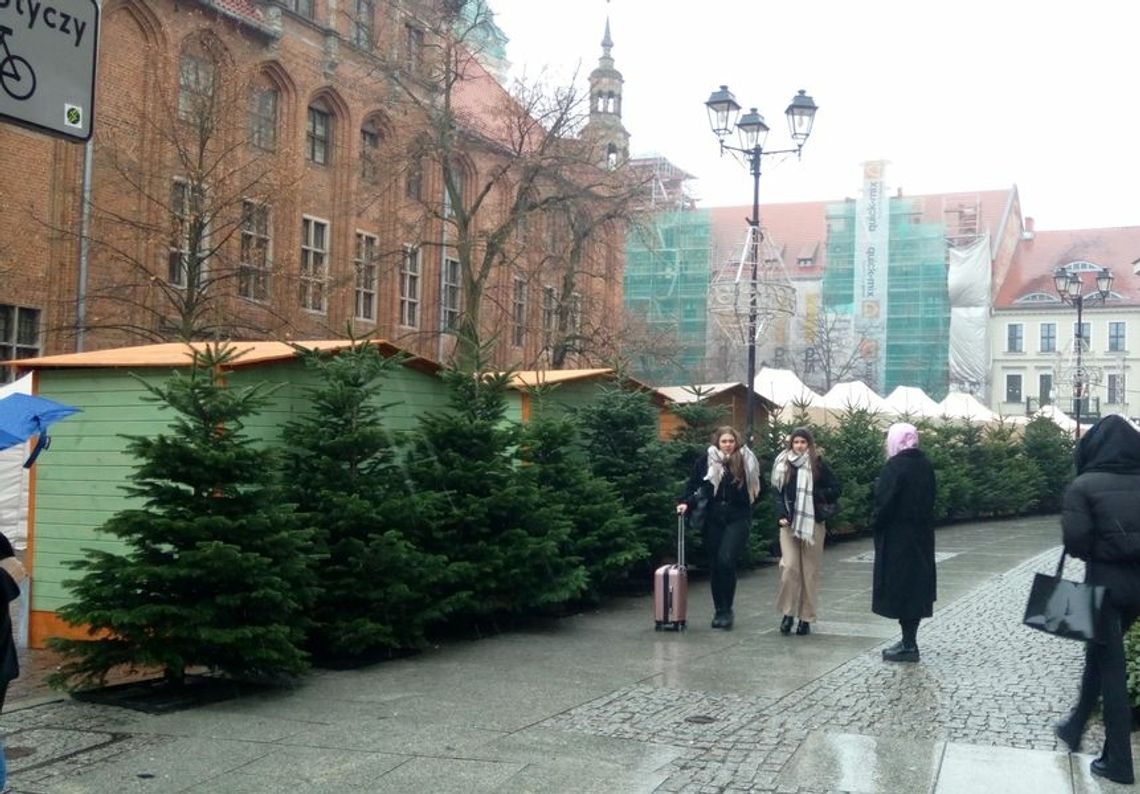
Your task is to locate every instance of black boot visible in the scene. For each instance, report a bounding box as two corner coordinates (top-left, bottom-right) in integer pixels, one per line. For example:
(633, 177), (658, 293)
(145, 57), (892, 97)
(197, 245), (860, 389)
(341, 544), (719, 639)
(779, 615), (794, 635)
(882, 640), (919, 663)
(795, 620), (811, 636)
(1091, 756), (1134, 785)
(1054, 717), (1082, 753)
(720, 609), (734, 630)
(711, 611), (727, 629)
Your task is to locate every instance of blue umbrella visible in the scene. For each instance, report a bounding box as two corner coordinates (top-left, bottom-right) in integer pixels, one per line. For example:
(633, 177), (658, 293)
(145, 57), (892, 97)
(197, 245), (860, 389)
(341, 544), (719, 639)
(0, 393), (81, 467)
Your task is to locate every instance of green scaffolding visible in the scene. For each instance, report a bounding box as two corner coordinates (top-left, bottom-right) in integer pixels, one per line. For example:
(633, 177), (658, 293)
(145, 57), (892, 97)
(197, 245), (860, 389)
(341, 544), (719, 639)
(623, 209), (711, 385)
(821, 198), (950, 399)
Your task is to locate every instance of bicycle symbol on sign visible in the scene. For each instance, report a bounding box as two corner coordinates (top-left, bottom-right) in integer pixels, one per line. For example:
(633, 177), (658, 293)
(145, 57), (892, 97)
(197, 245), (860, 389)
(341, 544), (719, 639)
(0, 25), (36, 101)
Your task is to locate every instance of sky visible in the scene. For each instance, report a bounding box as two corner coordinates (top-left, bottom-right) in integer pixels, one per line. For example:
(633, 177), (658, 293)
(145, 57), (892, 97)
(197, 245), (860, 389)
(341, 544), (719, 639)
(488, 0), (1139, 232)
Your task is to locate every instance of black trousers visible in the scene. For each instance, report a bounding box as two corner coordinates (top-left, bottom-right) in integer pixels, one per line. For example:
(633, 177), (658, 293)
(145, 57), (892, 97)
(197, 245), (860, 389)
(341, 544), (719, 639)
(703, 513), (749, 614)
(1069, 602), (1138, 775)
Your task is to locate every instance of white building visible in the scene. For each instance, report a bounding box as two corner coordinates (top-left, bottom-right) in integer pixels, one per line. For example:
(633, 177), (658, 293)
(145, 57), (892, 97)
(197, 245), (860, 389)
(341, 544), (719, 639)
(990, 226), (1140, 421)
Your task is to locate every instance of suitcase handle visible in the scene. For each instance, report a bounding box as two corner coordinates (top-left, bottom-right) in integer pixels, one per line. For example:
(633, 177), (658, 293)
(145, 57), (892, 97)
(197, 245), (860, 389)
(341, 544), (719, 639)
(677, 514), (686, 567)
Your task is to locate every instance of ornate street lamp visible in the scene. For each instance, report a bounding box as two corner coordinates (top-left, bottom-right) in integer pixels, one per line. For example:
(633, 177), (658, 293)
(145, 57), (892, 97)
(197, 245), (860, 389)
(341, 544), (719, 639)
(1053, 264), (1114, 440)
(704, 85), (818, 445)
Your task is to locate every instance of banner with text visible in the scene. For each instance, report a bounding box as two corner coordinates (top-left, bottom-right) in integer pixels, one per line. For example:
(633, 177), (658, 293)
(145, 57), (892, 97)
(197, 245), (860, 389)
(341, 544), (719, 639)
(852, 160), (890, 391)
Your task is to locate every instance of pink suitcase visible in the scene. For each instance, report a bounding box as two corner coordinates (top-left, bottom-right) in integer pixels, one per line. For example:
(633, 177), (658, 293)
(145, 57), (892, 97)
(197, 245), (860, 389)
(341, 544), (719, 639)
(653, 515), (687, 631)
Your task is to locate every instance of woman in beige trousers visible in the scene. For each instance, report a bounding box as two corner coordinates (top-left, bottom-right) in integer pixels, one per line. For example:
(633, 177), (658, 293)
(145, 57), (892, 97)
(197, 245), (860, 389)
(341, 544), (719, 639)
(771, 427), (841, 636)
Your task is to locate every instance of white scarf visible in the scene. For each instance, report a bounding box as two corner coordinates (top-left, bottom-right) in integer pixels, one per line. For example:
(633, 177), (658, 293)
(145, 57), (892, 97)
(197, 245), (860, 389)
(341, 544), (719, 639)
(704, 445), (761, 503)
(771, 449), (816, 544)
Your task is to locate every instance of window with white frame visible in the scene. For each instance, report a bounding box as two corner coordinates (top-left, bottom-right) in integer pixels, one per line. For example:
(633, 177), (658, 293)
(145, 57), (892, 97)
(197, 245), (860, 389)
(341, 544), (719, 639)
(249, 87), (278, 151)
(1040, 322), (1056, 353)
(1005, 373), (1022, 403)
(352, 0), (374, 48)
(178, 53), (215, 121)
(399, 245), (421, 328)
(286, 0), (313, 18)
(0, 305), (40, 382)
(1109, 321), (1126, 352)
(404, 24), (425, 74)
(512, 277), (526, 347)
(1039, 372), (1053, 406)
(299, 216), (328, 312)
(1109, 373), (1127, 405)
(542, 286), (556, 338)
(239, 200), (271, 301)
(169, 179), (191, 287)
(354, 232), (378, 321)
(441, 257), (461, 332)
(1006, 323), (1023, 353)
(306, 104), (332, 165)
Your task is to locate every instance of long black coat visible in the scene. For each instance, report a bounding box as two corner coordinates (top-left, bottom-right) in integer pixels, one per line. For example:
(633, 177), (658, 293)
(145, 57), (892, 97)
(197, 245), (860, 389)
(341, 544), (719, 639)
(872, 448), (937, 620)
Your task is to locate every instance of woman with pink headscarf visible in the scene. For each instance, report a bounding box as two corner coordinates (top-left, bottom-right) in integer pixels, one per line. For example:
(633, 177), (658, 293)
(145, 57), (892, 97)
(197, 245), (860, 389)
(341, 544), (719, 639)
(872, 422), (937, 662)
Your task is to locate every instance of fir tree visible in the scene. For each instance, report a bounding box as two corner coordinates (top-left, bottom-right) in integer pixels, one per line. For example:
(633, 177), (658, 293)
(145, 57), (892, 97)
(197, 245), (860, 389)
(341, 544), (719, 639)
(280, 341), (447, 659)
(519, 399), (646, 600)
(405, 349), (586, 617)
(1021, 416), (1074, 513)
(49, 345), (313, 689)
(575, 382), (677, 567)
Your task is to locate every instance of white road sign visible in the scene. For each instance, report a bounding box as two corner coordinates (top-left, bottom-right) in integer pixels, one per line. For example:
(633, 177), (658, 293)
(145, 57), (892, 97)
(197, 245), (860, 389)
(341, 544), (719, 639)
(0, 0), (99, 142)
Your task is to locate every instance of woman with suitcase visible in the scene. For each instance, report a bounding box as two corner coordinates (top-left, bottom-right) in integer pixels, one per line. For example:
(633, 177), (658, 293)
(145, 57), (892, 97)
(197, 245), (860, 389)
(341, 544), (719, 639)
(677, 426), (760, 630)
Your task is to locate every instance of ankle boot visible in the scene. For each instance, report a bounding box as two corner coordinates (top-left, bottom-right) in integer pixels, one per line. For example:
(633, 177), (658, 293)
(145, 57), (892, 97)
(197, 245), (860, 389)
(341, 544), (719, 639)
(795, 620), (811, 636)
(779, 615), (794, 635)
(882, 641), (919, 662)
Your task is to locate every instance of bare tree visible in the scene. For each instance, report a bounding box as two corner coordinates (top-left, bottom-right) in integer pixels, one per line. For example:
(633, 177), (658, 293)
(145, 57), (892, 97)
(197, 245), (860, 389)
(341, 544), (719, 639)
(46, 28), (299, 344)
(784, 308), (873, 392)
(376, 1), (646, 367)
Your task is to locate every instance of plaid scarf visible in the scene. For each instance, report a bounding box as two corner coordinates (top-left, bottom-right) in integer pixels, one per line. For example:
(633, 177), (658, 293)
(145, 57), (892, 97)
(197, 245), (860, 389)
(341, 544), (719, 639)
(771, 449), (816, 544)
(704, 445), (762, 503)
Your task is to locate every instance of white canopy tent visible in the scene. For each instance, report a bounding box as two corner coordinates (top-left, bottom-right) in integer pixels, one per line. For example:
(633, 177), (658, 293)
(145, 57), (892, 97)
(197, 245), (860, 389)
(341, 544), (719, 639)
(820, 380), (892, 413)
(883, 385), (942, 418)
(0, 375), (31, 550)
(1033, 404), (1078, 433)
(938, 391), (998, 423)
(754, 367), (821, 408)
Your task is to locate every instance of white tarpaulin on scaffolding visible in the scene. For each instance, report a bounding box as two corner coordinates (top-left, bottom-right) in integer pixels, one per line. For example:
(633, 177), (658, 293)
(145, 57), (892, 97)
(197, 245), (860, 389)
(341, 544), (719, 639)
(947, 234), (992, 391)
(0, 375), (32, 551)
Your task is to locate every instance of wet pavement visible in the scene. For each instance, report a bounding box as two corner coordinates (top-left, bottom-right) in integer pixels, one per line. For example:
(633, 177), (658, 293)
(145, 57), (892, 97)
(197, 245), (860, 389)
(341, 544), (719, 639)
(2, 515), (1137, 792)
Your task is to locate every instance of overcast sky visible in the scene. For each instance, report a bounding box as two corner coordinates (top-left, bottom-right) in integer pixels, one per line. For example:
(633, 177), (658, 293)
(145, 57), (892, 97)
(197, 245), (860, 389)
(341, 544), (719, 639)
(489, 0), (1139, 232)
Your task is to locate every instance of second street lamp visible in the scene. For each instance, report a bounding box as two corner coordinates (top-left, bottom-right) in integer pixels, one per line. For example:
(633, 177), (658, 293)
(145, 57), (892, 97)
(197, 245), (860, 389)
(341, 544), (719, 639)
(704, 85), (818, 446)
(1052, 264), (1115, 440)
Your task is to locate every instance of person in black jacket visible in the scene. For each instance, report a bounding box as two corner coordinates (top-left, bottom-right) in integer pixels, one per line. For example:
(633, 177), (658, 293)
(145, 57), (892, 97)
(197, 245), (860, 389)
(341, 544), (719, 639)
(771, 427), (841, 636)
(0, 533), (24, 792)
(1055, 414), (1140, 785)
(677, 426), (760, 630)
(872, 422), (936, 663)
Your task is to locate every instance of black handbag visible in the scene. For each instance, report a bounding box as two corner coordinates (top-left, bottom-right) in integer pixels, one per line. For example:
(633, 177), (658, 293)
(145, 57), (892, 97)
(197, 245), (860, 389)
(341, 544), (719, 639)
(1022, 551), (1106, 644)
(687, 490), (710, 532)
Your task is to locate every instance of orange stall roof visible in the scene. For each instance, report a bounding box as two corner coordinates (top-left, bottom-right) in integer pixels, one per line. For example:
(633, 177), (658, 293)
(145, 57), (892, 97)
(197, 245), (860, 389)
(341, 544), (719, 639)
(9, 340), (440, 375)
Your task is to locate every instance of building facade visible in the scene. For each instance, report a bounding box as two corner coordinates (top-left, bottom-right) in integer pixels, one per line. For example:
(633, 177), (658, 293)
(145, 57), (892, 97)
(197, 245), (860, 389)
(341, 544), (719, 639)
(0, 0), (626, 374)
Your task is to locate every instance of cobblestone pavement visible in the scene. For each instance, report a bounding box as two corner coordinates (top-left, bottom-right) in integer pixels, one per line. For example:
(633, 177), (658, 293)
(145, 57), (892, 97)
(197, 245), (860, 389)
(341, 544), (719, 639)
(541, 548), (1093, 792)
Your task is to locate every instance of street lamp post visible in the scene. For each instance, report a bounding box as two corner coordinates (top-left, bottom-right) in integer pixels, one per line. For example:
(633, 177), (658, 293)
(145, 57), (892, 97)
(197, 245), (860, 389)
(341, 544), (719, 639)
(1052, 265), (1114, 441)
(704, 86), (817, 446)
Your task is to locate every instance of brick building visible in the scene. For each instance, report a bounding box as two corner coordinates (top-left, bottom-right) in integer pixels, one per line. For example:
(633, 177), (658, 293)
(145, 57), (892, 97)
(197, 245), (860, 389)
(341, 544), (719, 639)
(0, 0), (629, 372)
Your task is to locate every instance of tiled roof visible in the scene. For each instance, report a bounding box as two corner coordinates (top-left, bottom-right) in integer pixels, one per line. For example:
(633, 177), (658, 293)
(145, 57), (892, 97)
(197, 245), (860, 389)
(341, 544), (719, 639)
(452, 46), (528, 151)
(994, 227), (1140, 309)
(9, 340), (439, 374)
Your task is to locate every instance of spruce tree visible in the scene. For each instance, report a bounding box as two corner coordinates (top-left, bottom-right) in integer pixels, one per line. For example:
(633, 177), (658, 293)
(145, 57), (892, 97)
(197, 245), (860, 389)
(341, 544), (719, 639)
(405, 352), (586, 618)
(49, 345), (313, 689)
(1021, 416), (1074, 513)
(575, 382), (677, 567)
(519, 402), (646, 600)
(280, 341), (446, 659)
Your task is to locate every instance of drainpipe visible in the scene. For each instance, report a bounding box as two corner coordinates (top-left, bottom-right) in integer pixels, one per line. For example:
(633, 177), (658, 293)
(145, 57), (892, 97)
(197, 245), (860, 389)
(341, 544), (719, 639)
(75, 137), (93, 352)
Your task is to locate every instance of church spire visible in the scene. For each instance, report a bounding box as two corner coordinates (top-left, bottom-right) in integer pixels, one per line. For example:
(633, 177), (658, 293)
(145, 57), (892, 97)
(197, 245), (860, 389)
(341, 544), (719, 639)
(584, 10), (629, 169)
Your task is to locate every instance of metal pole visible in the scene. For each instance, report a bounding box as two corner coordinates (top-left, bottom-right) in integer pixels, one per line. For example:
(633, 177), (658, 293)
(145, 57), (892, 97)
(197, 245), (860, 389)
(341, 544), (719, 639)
(1074, 294), (1083, 442)
(745, 147), (761, 447)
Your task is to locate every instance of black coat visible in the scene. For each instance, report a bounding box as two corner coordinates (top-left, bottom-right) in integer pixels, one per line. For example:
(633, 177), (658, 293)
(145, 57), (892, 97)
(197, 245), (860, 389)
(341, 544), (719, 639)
(872, 448), (937, 620)
(774, 458), (840, 523)
(1062, 415), (1140, 602)
(681, 454), (752, 523)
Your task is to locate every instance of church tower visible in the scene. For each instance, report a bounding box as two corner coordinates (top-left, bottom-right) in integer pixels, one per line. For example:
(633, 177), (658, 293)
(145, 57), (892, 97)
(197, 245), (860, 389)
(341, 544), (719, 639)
(583, 17), (630, 169)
